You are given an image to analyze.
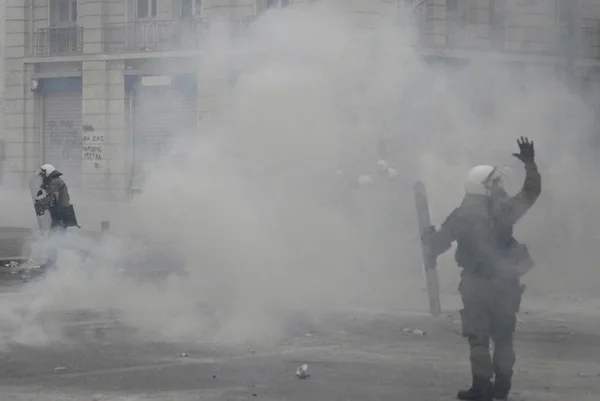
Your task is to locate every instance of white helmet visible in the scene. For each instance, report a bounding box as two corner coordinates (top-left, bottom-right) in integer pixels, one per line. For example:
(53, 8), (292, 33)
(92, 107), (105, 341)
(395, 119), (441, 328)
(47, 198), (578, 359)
(376, 160), (389, 173)
(387, 168), (398, 179)
(38, 164), (56, 178)
(464, 165), (509, 196)
(357, 174), (373, 186)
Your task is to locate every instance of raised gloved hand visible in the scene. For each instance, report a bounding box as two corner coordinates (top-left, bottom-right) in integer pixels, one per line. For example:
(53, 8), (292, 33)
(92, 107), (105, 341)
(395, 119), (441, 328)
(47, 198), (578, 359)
(512, 136), (534, 164)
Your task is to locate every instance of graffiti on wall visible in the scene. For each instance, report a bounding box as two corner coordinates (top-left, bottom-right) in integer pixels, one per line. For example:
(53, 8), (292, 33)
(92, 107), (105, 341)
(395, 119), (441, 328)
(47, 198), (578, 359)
(83, 134), (105, 171)
(46, 120), (82, 160)
(82, 134), (104, 160)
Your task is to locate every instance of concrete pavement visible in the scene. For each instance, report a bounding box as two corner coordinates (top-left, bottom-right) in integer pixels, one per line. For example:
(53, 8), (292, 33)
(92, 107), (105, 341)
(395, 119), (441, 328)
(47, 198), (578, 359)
(0, 286), (598, 401)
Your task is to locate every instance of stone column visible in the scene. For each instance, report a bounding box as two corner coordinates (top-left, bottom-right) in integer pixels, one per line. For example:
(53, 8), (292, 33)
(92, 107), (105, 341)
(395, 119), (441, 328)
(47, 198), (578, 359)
(3, 0), (38, 186)
(81, 60), (127, 201)
(105, 60), (127, 201)
(79, 0), (105, 54)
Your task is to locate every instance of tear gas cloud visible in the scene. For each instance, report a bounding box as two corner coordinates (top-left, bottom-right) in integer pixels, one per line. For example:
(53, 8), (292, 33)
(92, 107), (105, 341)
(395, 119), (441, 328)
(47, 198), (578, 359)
(2, 1), (599, 347)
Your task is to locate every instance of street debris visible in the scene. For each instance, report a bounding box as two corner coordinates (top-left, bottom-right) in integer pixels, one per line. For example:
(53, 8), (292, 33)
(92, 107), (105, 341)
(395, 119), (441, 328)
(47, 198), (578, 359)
(296, 364), (310, 379)
(179, 353), (189, 357)
(54, 366), (67, 371)
(401, 328), (426, 336)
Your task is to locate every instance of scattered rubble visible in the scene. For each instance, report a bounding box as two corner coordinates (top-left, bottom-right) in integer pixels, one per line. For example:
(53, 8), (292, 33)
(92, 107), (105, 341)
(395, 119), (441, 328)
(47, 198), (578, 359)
(401, 328), (426, 336)
(296, 364), (310, 379)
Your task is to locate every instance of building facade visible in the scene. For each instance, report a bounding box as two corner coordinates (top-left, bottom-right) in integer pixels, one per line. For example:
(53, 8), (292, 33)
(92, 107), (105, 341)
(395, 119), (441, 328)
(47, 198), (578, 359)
(2, 0), (600, 201)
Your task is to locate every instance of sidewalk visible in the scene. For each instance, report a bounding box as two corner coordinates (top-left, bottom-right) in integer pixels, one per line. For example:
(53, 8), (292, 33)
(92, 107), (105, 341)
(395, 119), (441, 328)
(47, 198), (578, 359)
(0, 226), (104, 260)
(0, 226), (34, 260)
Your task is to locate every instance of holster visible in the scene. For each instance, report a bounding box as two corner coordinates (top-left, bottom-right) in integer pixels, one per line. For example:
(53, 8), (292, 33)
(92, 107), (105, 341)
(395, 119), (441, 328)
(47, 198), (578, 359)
(508, 242), (534, 277)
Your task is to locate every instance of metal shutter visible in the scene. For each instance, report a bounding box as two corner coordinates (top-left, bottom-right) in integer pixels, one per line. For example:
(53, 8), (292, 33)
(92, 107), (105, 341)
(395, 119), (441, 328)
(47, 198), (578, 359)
(43, 91), (83, 188)
(131, 86), (197, 190)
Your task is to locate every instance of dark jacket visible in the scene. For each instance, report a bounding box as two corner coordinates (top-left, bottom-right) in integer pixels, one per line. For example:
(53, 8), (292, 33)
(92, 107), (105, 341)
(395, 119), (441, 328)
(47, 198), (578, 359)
(42, 170), (74, 226)
(428, 162), (541, 277)
(43, 170), (71, 208)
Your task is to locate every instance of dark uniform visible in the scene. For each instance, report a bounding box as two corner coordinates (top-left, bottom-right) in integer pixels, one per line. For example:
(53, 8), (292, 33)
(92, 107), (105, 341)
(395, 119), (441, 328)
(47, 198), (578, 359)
(42, 169), (75, 269)
(45, 170), (72, 229)
(424, 138), (541, 401)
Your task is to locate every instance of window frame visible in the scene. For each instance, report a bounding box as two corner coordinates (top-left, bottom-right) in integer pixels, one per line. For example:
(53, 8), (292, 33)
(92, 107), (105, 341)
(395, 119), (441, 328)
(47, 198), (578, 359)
(49, 0), (78, 27)
(181, 0), (202, 19)
(136, 0), (158, 20)
(266, 0), (291, 9)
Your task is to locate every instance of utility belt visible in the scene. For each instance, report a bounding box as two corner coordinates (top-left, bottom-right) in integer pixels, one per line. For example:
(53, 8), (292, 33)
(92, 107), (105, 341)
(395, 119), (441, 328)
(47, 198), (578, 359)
(458, 243), (534, 280)
(461, 263), (499, 279)
(461, 263), (522, 284)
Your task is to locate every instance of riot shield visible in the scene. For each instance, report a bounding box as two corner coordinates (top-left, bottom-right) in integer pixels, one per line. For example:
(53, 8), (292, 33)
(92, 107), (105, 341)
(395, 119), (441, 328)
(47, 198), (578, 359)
(29, 173), (53, 232)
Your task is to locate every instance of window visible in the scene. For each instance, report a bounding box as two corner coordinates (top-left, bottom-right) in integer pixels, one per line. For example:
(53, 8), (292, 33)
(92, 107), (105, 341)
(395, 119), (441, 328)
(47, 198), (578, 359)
(182, 0), (202, 18)
(267, 0), (290, 9)
(137, 0), (157, 19)
(71, 0), (78, 21)
(50, 0), (77, 25)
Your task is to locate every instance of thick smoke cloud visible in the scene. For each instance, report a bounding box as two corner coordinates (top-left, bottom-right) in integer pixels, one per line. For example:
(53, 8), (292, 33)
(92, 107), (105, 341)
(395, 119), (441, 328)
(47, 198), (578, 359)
(1, 1), (598, 347)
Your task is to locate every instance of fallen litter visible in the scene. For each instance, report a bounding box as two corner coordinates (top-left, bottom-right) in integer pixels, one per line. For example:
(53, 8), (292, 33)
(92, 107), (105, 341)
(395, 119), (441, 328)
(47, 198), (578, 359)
(296, 364), (310, 379)
(54, 366), (67, 371)
(180, 353), (189, 357)
(401, 328), (426, 336)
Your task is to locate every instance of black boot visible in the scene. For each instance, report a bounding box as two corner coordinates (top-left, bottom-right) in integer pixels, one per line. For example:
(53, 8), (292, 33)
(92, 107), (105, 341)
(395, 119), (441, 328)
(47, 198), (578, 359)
(493, 374), (511, 400)
(457, 376), (493, 401)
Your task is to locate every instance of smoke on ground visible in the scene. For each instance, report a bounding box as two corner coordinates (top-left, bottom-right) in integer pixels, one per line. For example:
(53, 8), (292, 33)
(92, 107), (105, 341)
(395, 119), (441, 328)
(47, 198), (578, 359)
(1, 1), (598, 347)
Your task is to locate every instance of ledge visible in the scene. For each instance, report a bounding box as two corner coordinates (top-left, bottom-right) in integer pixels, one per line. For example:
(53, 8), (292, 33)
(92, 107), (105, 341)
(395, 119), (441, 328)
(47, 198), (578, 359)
(23, 45), (600, 68)
(23, 49), (205, 64)
(417, 46), (600, 66)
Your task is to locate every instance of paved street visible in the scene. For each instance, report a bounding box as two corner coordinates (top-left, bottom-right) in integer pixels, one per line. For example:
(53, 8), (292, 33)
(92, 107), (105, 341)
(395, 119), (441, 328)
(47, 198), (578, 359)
(0, 277), (599, 401)
(0, 227), (598, 400)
